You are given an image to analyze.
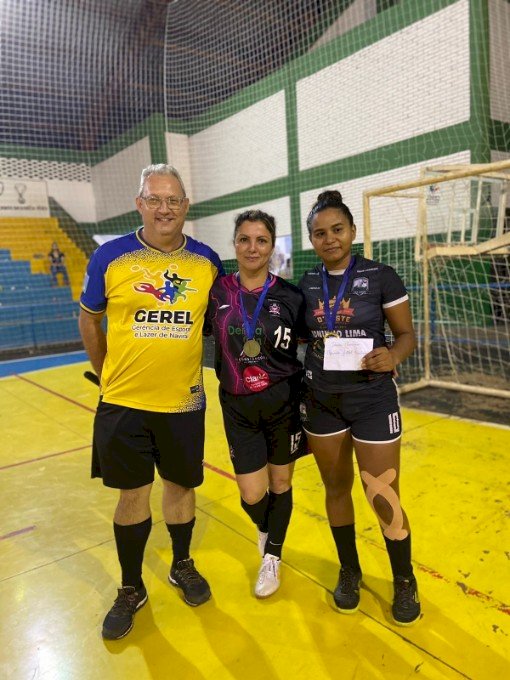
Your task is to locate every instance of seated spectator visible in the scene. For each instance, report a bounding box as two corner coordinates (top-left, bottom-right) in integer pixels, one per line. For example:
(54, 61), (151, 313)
(48, 242), (70, 286)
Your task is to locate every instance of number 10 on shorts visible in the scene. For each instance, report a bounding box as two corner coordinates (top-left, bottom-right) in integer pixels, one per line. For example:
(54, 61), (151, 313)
(388, 411), (400, 434)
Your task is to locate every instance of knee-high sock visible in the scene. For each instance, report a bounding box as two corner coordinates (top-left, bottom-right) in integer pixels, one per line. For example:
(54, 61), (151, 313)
(166, 517), (195, 567)
(114, 516), (152, 589)
(330, 523), (361, 571)
(265, 488), (293, 559)
(384, 534), (413, 578)
(241, 492), (270, 531)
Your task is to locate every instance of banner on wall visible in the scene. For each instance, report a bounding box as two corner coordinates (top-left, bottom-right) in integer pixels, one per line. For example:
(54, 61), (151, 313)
(0, 179), (49, 217)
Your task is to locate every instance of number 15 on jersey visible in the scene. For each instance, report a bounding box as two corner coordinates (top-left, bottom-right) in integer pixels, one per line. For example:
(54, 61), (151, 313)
(274, 326), (291, 349)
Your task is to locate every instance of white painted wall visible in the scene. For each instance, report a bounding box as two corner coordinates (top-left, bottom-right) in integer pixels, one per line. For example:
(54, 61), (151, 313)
(297, 0), (470, 170)
(189, 92), (288, 203)
(165, 132), (194, 202)
(92, 137), (151, 222)
(47, 180), (96, 223)
(491, 151), (510, 162)
(299, 150), (471, 248)
(309, 0), (377, 51)
(490, 0), (510, 124)
(193, 196), (291, 260)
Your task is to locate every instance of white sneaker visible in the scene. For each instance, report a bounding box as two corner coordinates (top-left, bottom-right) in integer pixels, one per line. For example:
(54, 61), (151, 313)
(254, 554), (281, 598)
(257, 530), (268, 556)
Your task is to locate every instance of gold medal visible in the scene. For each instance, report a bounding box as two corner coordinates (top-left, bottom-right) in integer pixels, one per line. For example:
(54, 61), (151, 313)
(243, 339), (261, 357)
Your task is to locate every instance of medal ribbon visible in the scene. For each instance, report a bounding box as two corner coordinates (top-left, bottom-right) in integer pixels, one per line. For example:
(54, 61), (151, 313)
(238, 275), (272, 340)
(321, 256), (356, 332)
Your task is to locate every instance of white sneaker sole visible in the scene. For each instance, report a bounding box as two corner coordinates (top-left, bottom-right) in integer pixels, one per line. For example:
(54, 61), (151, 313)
(254, 583), (280, 599)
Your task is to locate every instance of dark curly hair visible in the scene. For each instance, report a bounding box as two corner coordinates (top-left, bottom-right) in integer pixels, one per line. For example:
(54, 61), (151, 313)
(306, 190), (354, 234)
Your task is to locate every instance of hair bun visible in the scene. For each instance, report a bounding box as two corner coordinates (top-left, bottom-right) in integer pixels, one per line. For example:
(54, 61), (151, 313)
(317, 189), (343, 204)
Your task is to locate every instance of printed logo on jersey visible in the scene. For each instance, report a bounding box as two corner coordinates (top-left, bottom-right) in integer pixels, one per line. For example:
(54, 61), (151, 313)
(133, 265), (197, 305)
(313, 297), (354, 324)
(130, 265), (196, 340)
(228, 325), (263, 337)
(242, 365), (270, 392)
(268, 301), (281, 316)
(351, 277), (369, 296)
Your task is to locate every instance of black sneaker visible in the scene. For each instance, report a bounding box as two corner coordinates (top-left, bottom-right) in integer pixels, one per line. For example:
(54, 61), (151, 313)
(392, 575), (421, 625)
(169, 558), (211, 606)
(102, 585), (148, 640)
(333, 566), (362, 613)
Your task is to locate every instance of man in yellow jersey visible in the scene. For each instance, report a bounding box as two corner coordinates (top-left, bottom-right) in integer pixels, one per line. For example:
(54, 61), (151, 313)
(79, 164), (224, 640)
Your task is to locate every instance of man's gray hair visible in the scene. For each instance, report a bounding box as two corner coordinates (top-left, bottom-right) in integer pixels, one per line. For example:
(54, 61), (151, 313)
(138, 164), (186, 197)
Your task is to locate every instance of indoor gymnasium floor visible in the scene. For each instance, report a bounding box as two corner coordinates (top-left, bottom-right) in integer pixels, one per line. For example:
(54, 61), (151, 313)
(0, 361), (509, 679)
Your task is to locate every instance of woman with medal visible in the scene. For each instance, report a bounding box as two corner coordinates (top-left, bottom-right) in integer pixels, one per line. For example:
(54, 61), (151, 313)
(299, 190), (420, 626)
(207, 209), (307, 598)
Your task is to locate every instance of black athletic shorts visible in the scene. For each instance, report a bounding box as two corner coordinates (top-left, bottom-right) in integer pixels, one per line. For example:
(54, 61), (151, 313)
(301, 375), (402, 443)
(92, 401), (205, 489)
(219, 375), (308, 475)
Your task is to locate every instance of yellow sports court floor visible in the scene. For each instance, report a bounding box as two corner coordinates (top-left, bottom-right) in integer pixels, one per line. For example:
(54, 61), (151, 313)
(0, 362), (509, 679)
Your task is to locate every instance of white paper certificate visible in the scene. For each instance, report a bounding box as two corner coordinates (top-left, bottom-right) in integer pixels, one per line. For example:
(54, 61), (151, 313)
(323, 337), (374, 371)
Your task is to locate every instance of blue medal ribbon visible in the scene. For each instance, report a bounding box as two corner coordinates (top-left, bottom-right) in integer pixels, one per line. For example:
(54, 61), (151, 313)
(238, 274), (272, 340)
(321, 256), (356, 332)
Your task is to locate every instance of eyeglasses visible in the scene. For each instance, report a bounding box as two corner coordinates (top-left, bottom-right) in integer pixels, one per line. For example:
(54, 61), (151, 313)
(141, 195), (187, 211)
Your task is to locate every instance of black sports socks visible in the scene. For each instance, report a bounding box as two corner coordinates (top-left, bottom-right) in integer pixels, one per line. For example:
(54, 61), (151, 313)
(266, 488), (293, 559)
(241, 488), (293, 558)
(114, 516), (152, 589)
(241, 492), (270, 530)
(330, 523), (361, 571)
(166, 517), (196, 567)
(384, 534), (413, 578)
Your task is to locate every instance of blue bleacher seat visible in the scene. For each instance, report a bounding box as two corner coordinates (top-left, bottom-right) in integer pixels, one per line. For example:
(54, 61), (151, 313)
(0, 287), (73, 305)
(0, 251), (79, 351)
(33, 317), (81, 346)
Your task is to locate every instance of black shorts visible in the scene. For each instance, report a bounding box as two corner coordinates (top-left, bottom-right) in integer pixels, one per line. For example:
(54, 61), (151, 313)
(301, 375), (402, 443)
(92, 401), (205, 489)
(219, 376), (308, 475)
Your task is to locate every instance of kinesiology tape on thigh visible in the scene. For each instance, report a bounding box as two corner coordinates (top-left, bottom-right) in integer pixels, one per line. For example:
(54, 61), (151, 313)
(360, 469), (408, 540)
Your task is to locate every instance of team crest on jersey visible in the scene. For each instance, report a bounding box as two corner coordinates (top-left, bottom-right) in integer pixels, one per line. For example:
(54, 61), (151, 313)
(313, 297), (354, 323)
(351, 276), (369, 295)
(133, 265), (197, 305)
(268, 301), (281, 316)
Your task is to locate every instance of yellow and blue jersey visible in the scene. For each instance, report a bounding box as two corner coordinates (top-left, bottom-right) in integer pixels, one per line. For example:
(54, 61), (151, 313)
(80, 228), (224, 413)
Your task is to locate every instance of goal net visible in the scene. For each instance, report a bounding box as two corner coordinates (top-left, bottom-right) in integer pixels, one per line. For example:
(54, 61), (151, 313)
(363, 160), (510, 398)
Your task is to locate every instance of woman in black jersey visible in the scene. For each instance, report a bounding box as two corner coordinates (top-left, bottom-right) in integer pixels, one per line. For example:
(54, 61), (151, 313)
(299, 190), (420, 626)
(208, 210), (307, 598)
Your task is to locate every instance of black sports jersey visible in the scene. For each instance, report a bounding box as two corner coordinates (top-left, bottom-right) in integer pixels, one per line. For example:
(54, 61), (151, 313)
(298, 255), (408, 393)
(208, 273), (305, 395)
